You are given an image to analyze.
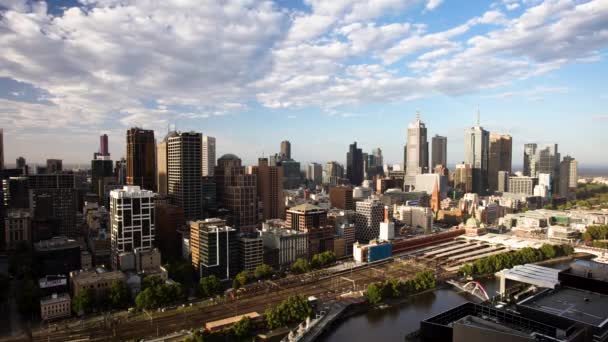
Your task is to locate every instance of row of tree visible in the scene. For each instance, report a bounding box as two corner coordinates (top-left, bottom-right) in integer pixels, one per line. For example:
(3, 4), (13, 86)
(232, 263), (275, 289)
(459, 244), (574, 276)
(365, 270), (436, 305)
(135, 275), (185, 310)
(583, 225), (608, 248)
(291, 251), (337, 274)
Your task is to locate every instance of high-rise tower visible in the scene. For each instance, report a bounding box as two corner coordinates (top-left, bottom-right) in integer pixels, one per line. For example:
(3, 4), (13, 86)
(404, 112), (429, 176)
(431, 135), (447, 169)
(346, 142), (364, 186)
(464, 113), (489, 194)
(126, 128), (156, 191)
(488, 133), (512, 192)
(167, 131), (202, 221)
(202, 135), (216, 177)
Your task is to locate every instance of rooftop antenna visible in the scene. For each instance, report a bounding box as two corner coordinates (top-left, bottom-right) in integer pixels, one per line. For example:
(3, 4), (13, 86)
(476, 106), (481, 126)
(416, 110), (421, 121)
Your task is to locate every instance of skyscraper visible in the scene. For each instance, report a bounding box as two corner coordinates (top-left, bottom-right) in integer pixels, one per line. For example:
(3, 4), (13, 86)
(46, 159), (62, 173)
(280, 140), (291, 160)
(126, 128), (156, 191)
(324, 161), (344, 186)
(99, 134), (109, 156)
(346, 142), (363, 186)
(215, 154), (257, 232)
(523, 143), (538, 177)
(488, 133), (512, 192)
(524, 143), (560, 192)
(202, 135), (216, 177)
(190, 218), (239, 279)
(404, 112), (429, 176)
(258, 157), (284, 220)
(559, 156), (577, 200)
(167, 131), (202, 221)
(464, 115), (490, 194)
(431, 135), (447, 169)
(110, 186), (155, 269)
(306, 162), (323, 186)
(0, 128), (3, 170)
(156, 137), (168, 196)
(454, 163), (473, 193)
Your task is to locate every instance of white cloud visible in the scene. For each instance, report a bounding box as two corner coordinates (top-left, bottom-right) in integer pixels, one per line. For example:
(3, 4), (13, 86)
(425, 0), (443, 11)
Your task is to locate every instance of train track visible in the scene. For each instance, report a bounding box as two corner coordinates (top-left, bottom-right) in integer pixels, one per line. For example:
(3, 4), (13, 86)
(2, 259), (427, 342)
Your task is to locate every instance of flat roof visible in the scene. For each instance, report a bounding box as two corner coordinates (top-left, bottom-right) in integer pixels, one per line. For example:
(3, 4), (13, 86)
(520, 287), (608, 328)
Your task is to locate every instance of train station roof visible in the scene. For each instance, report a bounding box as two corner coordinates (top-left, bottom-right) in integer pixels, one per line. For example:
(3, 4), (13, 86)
(496, 264), (560, 289)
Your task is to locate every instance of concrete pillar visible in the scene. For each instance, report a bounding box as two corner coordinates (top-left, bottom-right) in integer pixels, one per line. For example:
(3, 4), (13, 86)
(499, 272), (506, 298)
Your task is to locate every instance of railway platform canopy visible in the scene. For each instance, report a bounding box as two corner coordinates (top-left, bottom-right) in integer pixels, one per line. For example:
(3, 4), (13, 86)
(496, 264), (560, 296)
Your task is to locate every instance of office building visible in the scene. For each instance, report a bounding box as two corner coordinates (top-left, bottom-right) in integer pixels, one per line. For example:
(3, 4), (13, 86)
(560, 156), (577, 200)
(464, 115), (490, 194)
(70, 268), (126, 299)
(16, 156), (28, 175)
(34, 236), (81, 275)
(355, 198), (384, 242)
(2, 176), (29, 209)
(431, 135), (447, 170)
(404, 113), (429, 177)
(28, 174), (77, 237)
(99, 134), (109, 156)
(216, 154), (257, 231)
(346, 142), (364, 186)
(202, 135), (216, 177)
(393, 204), (433, 232)
(239, 232), (264, 272)
(280, 140), (291, 160)
(91, 156), (114, 199)
(257, 158), (284, 220)
(508, 176), (538, 196)
(201, 176), (217, 213)
(156, 137), (168, 196)
(497, 171), (509, 193)
(279, 160), (301, 189)
(261, 223), (308, 268)
(190, 218), (239, 279)
(110, 186), (155, 269)
(329, 186), (354, 211)
(523, 143), (538, 177)
(167, 131), (203, 220)
(46, 159), (62, 174)
(286, 203), (328, 231)
(285, 203), (333, 256)
(126, 128), (156, 191)
(40, 293), (71, 321)
(4, 208), (31, 249)
(324, 161), (344, 186)
(155, 203), (185, 260)
(488, 133), (512, 192)
(454, 163), (473, 193)
(306, 163), (323, 186)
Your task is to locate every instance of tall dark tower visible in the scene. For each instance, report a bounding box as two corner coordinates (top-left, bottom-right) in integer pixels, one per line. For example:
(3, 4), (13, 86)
(346, 142), (363, 186)
(126, 128), (156, 191)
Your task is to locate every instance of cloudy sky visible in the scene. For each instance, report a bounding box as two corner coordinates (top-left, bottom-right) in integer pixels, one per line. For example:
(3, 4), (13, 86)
(1, 0), (607, 168)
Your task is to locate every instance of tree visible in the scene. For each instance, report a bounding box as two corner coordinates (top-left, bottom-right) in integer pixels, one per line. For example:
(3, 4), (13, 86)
(311, 251), (337, 269)
(135, 288), (156, 311)
(254, 264), (273, 280)
(72, 288), (95, 315)
(265, 295), (312, 329)
(232, 316), (253, 339)
(290, 258), (310, 274)
(366, 283), (384, 305)
(234, 271), (249, 289)
(142, 275), (164, 291)
(109, 280), (130, 309)
(540, 244), (556, 259)
(199, 275), (222, 298)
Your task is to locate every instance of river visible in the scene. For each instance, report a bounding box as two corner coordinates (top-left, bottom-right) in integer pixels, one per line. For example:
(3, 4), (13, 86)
(319, 260), (574, 342)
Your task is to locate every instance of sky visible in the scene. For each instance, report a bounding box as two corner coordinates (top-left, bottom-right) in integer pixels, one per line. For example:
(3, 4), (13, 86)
(0, 0), (607, 169)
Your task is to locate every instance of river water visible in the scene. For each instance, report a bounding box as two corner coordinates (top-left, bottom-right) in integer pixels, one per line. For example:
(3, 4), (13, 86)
(319, 260), (574, 342)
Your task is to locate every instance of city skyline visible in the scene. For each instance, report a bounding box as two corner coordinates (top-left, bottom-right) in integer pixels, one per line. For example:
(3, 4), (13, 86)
(1, 0), (607, 167)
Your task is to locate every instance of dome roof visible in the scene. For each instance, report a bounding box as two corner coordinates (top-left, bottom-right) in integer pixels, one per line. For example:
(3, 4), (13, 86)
(218, 153), (240, 160)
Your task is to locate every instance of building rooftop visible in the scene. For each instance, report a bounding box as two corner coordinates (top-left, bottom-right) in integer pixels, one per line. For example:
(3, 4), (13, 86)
(519, 287), (608, 328)
(288, 203), (325, 213)
(40, 292), (70, 305)
(218, 153), (240, 161)
(34, 236), (79, 251)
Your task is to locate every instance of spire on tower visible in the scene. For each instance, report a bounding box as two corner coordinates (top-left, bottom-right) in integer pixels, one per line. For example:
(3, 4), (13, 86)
(476, 107), (480, 126)
(416, 110), (421, 121)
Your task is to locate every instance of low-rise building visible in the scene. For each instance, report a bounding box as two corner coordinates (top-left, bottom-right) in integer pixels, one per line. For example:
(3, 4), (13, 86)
(261, 225), (308, 268)
(239, 232), (264, 272)
(70, 268), (126, 299)
(40, 293), (71, 321)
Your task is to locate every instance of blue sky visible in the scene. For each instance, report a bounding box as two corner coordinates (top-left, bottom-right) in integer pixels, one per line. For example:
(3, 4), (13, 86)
(0, 0), (607, 168)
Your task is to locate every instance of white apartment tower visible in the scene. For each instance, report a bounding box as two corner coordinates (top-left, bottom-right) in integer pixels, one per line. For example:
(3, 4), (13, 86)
(110, 186), (155, 269)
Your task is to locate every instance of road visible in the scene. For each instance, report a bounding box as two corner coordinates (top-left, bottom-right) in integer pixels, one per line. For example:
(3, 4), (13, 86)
(0, 259), (428, 342)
